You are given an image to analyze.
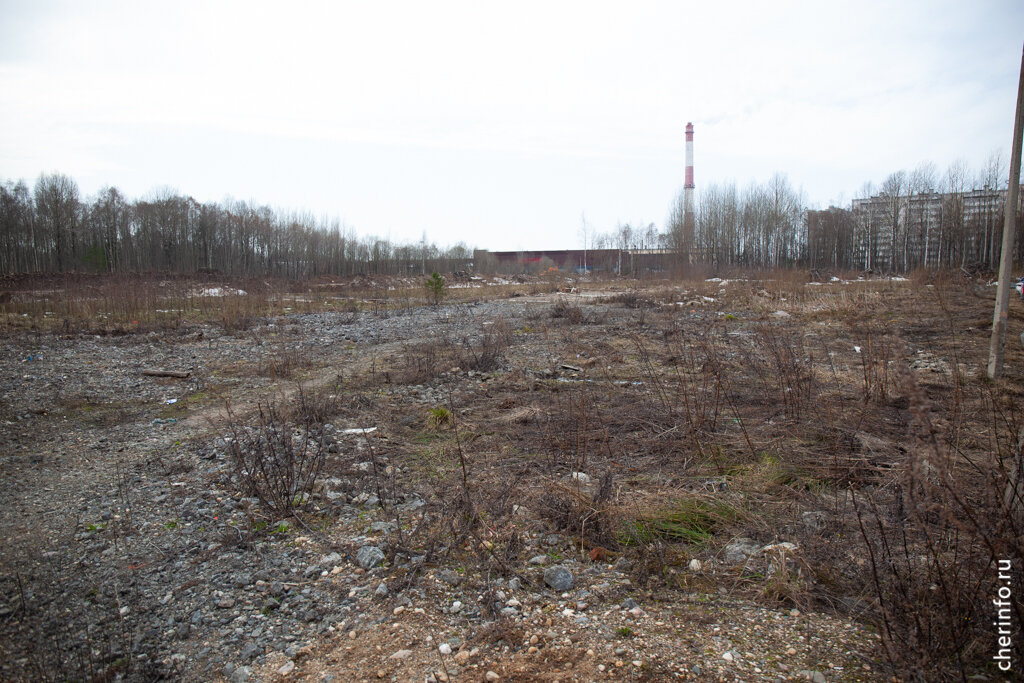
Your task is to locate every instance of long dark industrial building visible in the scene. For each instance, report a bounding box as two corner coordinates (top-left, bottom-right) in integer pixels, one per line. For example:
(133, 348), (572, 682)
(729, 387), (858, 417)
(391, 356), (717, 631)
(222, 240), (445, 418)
(473, 248), (674, 274)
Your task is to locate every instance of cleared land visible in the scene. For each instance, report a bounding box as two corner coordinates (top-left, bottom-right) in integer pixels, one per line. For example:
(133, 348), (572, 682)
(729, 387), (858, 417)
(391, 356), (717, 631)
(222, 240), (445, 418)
(0, 271), (1020, 682)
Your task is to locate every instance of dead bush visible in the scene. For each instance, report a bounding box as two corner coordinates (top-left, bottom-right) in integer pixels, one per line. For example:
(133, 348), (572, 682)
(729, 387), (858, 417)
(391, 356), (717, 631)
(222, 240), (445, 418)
(850, 370), (1024, 680)
(549, 298), (587, 324)
(536, 471), (617, 548)
(224, 393), (331, 516)
(458, 317), (512, 372)
(258, 343), (313, 379)
(286, 385), (339, 425)
(760, 324), (815, 418)
(392, 315), (513, 383)
(602, 291), (656, 309)
(394, 341), (446, 384)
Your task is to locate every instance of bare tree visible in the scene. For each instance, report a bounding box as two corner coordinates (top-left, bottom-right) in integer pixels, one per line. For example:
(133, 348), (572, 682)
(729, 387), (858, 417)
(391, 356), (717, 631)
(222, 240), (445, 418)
(615, 222), (632, 275)
(879, 171), (907, 272)
(807, 207), (856, 270)
(909, 162), (938, 269)
(666, 190), (687, 265)
(979, 151), (1007, 268)
(0, 180), (35, 272)
(943, 160), (968, 268)
(85, 187), (130, 272)
(34, 173), (80, 271)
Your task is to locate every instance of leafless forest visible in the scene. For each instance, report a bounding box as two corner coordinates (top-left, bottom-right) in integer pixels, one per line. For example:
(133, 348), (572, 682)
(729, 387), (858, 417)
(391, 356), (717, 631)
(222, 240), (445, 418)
(2, 158), (1020, 278)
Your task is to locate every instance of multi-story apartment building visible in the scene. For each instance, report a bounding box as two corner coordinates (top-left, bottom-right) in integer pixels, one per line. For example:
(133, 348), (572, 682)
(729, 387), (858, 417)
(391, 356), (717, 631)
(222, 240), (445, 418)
(846, 187), (1017, 272)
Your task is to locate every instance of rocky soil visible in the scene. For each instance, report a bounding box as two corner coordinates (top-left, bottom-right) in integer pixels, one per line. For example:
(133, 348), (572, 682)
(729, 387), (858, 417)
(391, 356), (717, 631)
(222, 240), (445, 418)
(1, 281), (950, 682)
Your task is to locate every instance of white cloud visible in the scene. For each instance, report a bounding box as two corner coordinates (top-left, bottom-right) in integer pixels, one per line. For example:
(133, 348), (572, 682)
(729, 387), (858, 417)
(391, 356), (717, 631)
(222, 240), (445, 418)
(2, 0), (1021, 249)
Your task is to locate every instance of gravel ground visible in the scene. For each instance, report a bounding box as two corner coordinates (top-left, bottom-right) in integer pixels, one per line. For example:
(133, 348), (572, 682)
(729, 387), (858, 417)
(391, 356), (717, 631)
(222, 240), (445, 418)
(0, 294), (884, 682)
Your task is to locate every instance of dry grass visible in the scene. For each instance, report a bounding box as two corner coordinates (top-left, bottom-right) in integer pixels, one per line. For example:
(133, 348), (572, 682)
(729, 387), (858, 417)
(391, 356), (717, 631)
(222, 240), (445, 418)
(398, 271), (1023, 680)
(0, 272), (559, 335)
(4, 268), (1020, 681)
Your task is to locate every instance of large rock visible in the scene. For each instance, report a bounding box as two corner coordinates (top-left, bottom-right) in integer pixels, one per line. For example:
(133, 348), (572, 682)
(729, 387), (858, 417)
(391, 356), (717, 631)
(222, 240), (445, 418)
(356, 545), (385, 569)
(723, 538), (759, 564)
(570, 471), (591, 484)
(437, 569), (463, 586)
(797, 671), (827, 683)
(543, 565), (574, 592)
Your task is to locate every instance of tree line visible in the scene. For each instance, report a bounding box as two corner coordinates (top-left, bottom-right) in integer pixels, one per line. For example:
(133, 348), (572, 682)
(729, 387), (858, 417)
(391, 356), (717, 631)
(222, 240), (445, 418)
(668, 156), (1021, 273)
(3, 160), (1020, 278)
(1, 174), (472, 277)
(670, 173), (804, 269)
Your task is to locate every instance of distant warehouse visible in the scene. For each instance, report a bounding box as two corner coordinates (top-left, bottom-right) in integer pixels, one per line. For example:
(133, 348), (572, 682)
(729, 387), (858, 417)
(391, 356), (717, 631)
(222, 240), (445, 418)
(473, 249), (674, 275)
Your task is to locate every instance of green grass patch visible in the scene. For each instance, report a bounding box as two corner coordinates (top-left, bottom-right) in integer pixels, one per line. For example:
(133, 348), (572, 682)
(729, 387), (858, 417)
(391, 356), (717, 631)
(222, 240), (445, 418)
(620, 498), (743, 545)
(427, 405), (453, 429)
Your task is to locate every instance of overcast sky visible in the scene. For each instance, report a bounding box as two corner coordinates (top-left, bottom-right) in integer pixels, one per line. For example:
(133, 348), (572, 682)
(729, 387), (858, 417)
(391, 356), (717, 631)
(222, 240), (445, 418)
(1, 1), (1022, 251)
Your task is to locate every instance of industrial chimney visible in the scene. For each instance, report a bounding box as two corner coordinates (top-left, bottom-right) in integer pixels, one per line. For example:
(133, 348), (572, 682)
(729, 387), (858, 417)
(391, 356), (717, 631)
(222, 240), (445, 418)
(683, 122), (695, 258)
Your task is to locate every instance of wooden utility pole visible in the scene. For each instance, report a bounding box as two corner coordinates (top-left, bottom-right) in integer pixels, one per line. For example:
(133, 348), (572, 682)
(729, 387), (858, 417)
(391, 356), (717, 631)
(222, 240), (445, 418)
(987, 42), (1024, 379)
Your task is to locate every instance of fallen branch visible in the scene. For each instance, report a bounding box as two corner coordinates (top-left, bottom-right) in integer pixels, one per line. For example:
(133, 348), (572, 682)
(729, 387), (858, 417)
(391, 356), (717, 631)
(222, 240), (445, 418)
(142, 368), (191, 379)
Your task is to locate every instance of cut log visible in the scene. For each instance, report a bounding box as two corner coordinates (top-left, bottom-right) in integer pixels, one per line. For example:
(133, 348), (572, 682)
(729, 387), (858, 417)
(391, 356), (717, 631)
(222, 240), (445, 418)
(142, 369), (191, 379)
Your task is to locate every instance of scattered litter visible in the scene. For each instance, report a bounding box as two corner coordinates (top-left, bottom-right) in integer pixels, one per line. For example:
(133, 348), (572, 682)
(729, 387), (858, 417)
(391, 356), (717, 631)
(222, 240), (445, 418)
(191, 287), (247, 297)
(853, 346), (861, 354)
(554, 377), (642, 386)
(342, 427), (377, 435)
(165, 398), (178, 405)
(910, 352), (951, 374)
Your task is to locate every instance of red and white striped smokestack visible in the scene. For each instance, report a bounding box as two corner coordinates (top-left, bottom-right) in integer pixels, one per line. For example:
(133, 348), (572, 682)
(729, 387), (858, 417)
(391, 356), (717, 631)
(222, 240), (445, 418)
(685, 122), (695, 190)
(683, 122), (695, 257)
